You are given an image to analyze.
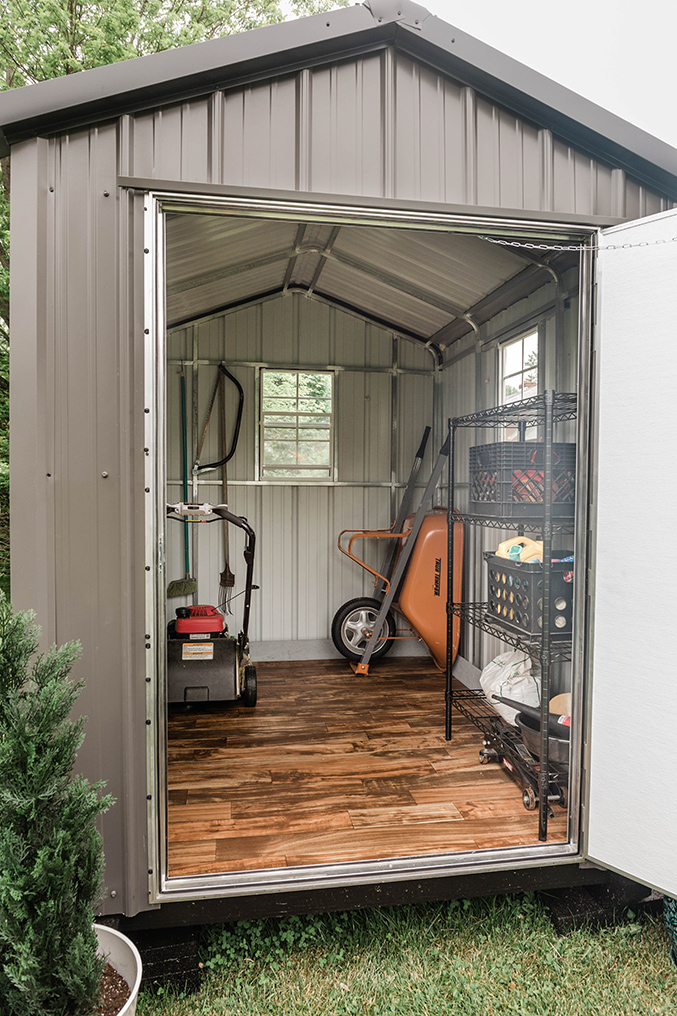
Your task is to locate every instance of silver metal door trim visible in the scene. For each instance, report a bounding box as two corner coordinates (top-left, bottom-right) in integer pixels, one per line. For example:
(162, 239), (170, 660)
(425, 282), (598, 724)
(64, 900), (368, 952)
(145, 190), (596, 906)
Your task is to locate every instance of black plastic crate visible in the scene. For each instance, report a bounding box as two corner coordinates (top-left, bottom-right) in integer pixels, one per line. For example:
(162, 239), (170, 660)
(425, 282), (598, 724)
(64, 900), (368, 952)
(469, 441), (576, 519)
(485, 551), (574, 637)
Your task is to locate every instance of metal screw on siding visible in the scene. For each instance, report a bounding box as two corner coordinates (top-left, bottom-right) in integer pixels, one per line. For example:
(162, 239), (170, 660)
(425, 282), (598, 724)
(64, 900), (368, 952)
(110, 890), (117, 898)
(145, 487), (150, 493)
(144, 248), (149, 253)
(103, 190), (110, 197)
(146, 720), (151, 725)
(145, 566), (151, 571)
(49, 186), (54, 192)
(101, 471), (109, 478)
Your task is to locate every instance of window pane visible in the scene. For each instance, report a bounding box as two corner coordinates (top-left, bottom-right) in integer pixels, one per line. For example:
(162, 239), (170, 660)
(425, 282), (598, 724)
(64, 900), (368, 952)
(523, 368), (538, 398)
(261, 369), (334, 479)
(503, 339), (522, 377)
(263, 397), (296, 412)
(503, 375), (523, 403)
(523, 331), (538, 369)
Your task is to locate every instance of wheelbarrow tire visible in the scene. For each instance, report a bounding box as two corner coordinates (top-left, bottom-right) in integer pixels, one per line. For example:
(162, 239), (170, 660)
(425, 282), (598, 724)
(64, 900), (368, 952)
(331, 597), (396, 663)
(242, 664), (257, 707)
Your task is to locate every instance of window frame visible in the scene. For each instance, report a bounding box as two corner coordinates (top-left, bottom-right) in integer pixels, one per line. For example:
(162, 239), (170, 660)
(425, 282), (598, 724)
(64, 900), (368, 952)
(259, 367), (336, 481)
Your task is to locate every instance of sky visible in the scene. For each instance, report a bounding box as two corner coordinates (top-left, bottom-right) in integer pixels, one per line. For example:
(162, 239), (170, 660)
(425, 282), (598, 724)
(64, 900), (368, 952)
(417, 0), (677, 151)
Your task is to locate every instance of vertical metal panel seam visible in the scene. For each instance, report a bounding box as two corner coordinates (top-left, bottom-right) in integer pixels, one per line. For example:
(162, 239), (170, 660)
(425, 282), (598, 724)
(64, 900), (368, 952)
(462, 87), (477, 206)
(382, 47), (395, 198)
(208, 91), (224, 184)
(539, 129), (554, 211)
(296, 69), (311, 192)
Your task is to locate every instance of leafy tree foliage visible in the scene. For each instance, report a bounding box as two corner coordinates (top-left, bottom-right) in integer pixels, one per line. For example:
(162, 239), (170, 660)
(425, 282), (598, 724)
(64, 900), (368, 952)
(0, 0), (344, 595)
(0, 595), (114, 1016)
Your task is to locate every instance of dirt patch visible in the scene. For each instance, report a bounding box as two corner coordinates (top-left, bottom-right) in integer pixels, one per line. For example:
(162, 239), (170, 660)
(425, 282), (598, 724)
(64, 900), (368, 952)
(94, 962), (131, 1016)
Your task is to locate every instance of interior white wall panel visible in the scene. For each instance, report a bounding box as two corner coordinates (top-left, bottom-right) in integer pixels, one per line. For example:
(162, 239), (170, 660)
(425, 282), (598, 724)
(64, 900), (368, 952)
(166, 292), (434, 646)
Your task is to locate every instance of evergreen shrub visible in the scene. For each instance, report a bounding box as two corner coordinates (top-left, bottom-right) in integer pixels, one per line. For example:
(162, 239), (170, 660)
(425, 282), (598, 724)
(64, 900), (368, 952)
(0, 595), (114, 1016)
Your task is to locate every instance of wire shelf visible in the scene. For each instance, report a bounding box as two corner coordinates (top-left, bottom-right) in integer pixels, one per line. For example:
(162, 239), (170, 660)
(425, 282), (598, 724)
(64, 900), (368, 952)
(450, 392), (577, 429)
(455, 513), (575, 534)
(451, 602), (573, 662)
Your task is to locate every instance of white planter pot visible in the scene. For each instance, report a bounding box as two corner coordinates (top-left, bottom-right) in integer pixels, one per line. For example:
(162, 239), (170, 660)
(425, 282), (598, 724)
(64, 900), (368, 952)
(94, 924), (143, 1016)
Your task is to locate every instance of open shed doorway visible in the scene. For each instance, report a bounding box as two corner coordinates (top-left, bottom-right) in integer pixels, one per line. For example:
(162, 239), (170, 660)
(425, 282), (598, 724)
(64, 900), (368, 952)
(159, 201), (584, 881)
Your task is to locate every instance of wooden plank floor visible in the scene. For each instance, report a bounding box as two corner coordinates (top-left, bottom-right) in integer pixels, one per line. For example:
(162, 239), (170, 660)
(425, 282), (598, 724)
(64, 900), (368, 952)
(167, 658), (568, 877)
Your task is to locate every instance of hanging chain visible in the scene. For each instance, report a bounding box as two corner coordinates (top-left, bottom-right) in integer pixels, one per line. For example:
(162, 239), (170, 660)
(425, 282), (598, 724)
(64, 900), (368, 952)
(480, 234), (677, 253)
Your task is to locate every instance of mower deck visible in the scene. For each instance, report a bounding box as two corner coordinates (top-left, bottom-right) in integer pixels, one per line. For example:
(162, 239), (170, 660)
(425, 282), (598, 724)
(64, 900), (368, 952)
(166, 658), (567, 877)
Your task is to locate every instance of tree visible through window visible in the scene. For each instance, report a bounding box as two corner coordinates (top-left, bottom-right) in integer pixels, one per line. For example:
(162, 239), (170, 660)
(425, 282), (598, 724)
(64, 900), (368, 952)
(261, 370), (334, 478)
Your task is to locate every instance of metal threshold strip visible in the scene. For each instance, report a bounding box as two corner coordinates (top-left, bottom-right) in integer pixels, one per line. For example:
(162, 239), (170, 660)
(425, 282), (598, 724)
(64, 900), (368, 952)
(155, 841), (580, 904)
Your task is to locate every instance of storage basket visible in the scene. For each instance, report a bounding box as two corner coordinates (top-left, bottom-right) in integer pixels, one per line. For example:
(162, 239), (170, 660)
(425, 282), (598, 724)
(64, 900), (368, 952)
(485, 552), (574, 637)
(469, 441), (576, 519)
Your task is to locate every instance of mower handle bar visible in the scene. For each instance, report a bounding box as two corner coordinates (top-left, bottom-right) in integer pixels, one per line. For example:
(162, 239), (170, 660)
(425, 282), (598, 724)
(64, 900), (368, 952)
(167, 501), (247, 530)
(166, 502), (256, 639)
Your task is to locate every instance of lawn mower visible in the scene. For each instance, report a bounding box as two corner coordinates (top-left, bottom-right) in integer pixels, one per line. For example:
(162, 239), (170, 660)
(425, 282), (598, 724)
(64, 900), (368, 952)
(166, 501), (257, 706)
(331, 430), (463, 675)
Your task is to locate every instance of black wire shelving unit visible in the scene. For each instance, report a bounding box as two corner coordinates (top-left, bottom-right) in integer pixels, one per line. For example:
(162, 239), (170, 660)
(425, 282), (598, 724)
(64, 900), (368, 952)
(445, 390), (577, 842)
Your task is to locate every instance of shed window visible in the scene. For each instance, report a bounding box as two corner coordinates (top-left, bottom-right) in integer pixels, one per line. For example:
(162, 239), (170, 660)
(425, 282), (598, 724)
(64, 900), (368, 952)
(501, 330), (539, 440)
(260, 370), (334, 478)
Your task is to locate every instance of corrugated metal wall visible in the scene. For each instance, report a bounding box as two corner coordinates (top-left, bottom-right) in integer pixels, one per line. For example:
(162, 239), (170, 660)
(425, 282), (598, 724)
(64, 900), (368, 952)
(165, 291), (435, 652)
(120, 49), (672, 218)
(10, 126), (150, 917)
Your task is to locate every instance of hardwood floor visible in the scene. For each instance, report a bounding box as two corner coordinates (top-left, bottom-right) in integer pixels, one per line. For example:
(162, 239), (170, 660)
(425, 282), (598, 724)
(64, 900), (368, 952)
(167, 658), (568, 877)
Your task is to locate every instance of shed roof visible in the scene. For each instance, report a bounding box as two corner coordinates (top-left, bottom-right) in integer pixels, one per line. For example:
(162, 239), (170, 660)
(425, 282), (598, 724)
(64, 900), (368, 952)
(0, 0), (676, 199)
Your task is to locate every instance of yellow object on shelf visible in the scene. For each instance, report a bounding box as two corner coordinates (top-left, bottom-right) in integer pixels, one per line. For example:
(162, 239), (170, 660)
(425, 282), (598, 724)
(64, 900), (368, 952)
(495, 536), (544, 563)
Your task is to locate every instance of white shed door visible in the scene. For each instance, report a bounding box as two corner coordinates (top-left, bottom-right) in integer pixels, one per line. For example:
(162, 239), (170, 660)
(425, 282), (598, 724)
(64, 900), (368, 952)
(587, 207), (677, 895)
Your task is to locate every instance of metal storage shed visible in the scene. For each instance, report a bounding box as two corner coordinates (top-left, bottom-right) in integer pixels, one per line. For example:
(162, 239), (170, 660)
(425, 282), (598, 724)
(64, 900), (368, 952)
(1, 0), (676, 927)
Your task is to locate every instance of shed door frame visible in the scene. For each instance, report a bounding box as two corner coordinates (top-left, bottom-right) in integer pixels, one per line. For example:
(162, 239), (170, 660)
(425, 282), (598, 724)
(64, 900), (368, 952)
(584, 207), (677, 897)
(143, 190), (595, 906)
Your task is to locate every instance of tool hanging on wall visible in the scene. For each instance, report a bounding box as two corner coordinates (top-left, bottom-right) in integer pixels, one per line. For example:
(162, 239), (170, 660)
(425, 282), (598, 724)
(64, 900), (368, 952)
(167, 370), (198, 599)
(192, 364), (244, 612)
(218, 368), (235, 611)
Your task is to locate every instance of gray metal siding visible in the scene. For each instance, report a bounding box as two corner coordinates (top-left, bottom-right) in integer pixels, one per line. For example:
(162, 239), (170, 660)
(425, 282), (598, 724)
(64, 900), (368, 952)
(10, 131), (150, 918)
(121, 50), (674, 215)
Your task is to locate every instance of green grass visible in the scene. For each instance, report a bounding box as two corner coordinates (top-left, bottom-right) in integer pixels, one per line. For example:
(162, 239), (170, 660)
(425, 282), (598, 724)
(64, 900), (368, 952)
(136, 894), (676, 1016)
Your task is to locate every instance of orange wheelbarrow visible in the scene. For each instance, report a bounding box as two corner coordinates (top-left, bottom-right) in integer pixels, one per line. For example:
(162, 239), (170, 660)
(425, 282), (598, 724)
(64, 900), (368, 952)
(331, 430), (463, 675)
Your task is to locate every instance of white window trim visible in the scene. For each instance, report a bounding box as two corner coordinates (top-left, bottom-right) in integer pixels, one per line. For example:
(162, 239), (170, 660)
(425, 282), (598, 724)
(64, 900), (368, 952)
(259, 368), (336, 481)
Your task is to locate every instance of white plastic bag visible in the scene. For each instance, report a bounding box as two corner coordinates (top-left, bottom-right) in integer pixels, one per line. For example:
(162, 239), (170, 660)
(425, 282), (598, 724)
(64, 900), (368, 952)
(479, 650), (541, 725)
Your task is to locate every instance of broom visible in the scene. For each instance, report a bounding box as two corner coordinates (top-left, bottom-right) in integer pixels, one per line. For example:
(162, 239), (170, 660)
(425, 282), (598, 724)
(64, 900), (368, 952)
(167, 370), (198, 598)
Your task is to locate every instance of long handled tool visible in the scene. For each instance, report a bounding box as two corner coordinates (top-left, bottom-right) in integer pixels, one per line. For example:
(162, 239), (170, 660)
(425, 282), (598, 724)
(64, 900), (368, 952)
(218, 368), (235, 610)
(167, 370), (198, 598)
(190, 364), (245, 610)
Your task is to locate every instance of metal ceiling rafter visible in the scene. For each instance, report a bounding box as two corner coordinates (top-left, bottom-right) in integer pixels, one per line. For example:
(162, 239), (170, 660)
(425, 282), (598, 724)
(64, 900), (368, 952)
(297, 243), (471, 320)
(305, 226), (342, 296)
(167, 284), (442, 363)
(282, 223), (308, 292)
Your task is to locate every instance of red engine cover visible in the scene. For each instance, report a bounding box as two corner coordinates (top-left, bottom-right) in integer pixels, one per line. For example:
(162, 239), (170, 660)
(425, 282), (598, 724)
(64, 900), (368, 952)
(175, 605), (225, 634)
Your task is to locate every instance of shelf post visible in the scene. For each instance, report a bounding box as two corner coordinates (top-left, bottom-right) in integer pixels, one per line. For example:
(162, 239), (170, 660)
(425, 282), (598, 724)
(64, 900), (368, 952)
(445, 417), (456, 741)
(538, 389), (554, 842)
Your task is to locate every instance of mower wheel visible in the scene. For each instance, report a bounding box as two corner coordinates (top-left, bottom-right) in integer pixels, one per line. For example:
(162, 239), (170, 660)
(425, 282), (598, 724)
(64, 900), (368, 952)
(331, 597), (396, 663)
(243, 665), (257, 708)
